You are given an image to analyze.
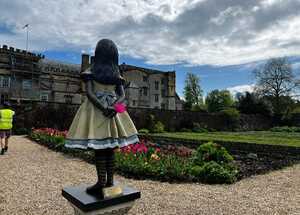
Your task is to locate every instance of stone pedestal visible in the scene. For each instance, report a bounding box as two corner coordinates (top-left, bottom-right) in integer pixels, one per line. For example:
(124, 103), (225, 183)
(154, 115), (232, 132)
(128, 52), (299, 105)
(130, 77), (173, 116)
(62, 184), (140, 215)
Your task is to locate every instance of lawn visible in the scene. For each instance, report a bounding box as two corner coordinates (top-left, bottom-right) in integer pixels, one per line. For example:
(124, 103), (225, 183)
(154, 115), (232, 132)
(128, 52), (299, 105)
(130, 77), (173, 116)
(149, 131), (300, 147)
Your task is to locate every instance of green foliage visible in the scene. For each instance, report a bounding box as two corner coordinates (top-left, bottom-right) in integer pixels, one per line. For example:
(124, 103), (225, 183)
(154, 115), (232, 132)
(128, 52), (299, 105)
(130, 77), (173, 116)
(190, 161), (237, 184)
(220, 108), (240, 130)
(184, 72), (203, 109)
(190, 142), (237, 183)
(191, 104), (207, 112)
(270, 126), (300, 132)
(206, 90), (234, 112)
(138, 128), (149, 134)
(236, 92), (273, 116)
(254, 57), (297, 115)
(152, 121), (165, 133)
(146, 114), (165, 133)
(115, 151), (192, 181)
(192, 142), (233, 166)
(31, 128), (239, 184)
(192, 122), (208, 133)
(150, 131), (300, 147)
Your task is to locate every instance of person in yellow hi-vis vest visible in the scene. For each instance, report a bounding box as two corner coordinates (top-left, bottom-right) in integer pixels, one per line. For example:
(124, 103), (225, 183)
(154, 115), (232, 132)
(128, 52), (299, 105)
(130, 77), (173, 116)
(0, 102), (15, 155)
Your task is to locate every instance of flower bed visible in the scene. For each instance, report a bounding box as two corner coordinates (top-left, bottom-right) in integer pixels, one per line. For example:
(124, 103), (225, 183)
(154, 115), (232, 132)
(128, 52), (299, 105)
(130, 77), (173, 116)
(29, 128), (239, 184)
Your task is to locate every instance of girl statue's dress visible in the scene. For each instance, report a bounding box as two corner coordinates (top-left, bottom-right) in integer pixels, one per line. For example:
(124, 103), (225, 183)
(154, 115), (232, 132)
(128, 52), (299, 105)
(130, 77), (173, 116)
(65, 39), (139, 198)
(65, 76), (139, 150)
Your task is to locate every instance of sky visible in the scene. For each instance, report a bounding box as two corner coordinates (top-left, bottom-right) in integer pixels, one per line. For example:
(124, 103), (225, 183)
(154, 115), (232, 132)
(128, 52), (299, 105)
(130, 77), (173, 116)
(1, 0), (300, 97)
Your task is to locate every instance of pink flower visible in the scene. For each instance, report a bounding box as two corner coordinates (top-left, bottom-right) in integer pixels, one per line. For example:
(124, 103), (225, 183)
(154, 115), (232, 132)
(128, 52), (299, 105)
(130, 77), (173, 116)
(114, 103), (126, 113)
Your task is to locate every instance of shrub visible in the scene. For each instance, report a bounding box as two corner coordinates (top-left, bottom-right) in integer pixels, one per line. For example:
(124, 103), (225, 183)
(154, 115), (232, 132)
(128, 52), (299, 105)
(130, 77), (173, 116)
(192, 142), (233, 166)
(138, 128), (149, 134)
(220, 108), (240, 131)
(236, 92), (273, 116)
(190, 161), (237, 184)
(191, 142), (237, 183)
(192, 122), (208, 133)
(145, 114), (165, 133)
(152, 121), (165, 133)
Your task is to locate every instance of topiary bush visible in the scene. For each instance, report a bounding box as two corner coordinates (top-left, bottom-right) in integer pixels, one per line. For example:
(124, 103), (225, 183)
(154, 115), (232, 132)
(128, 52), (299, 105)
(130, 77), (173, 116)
(190, 142), (238, 183)
(192, 142), (234, 166)
(152, 121), (165, 133)
(190, 161), (237, 184)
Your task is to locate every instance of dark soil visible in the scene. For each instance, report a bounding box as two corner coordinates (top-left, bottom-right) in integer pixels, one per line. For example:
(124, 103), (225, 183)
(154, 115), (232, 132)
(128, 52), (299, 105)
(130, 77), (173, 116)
(232, 151), (300, 180)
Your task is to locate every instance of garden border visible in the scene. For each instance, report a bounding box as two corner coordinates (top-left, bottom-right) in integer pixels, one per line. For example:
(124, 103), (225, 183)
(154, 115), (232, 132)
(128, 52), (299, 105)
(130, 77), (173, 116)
(140, 135), (300, 157)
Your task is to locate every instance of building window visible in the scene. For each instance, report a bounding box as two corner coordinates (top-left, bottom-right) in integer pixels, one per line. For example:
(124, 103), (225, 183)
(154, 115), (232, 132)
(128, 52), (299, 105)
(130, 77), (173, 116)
(139, 88), (143, 96)
(40, 94), (48, 102)
(0, 76), (10, 88)
(0, 94), (9, 104)
(64, 95), (73, 104)
(143, 87), (148, 96)
(155, 94), (159, 102)
(161, 78), (165, 85)
(155, 81), (159, 90)
(22, 79), (32, 90)
(132, 100), (136, 106)
(161, 89), (166, 97)
(161, 103), (166, 109)
(170, 86), (174, 94)
(143, 76), (148, 82)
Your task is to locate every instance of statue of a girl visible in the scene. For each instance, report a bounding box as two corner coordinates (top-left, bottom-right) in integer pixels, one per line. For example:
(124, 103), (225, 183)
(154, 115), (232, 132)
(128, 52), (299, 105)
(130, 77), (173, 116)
(65, 39), (139, 197)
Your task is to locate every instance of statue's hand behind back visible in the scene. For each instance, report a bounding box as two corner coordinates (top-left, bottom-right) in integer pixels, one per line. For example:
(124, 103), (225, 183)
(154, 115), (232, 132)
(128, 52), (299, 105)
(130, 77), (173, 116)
(103, 106), (117, 118)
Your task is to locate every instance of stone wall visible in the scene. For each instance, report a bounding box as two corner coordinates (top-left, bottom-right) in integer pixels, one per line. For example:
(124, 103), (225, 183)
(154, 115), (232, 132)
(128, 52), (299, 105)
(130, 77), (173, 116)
(12, 103), (273, 132)
(127, 108), (272, 131)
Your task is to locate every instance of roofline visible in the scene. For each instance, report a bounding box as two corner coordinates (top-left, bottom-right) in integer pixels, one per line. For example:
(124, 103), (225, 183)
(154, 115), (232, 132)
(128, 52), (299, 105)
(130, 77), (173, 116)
(119, 63), (175, 74)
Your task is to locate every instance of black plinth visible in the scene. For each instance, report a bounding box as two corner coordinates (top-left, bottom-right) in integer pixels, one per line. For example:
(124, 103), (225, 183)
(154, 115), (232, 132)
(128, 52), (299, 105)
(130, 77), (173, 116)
(62, 184), (141, 212)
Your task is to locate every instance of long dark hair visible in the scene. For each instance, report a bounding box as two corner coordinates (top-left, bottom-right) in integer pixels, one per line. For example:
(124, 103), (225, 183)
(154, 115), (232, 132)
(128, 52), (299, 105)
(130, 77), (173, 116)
(91, 39), (122, 85)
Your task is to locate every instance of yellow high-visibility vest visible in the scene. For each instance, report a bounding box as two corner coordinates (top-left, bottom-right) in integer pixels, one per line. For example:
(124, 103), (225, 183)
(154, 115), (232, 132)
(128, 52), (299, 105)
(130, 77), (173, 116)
(0, 109), (15, 130)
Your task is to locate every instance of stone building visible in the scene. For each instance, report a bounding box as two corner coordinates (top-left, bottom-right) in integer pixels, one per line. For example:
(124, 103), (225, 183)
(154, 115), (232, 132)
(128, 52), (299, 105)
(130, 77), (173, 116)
(82, 54), (183, 110)
(0, 45), (183, 110)
(0, 45), (81, 105)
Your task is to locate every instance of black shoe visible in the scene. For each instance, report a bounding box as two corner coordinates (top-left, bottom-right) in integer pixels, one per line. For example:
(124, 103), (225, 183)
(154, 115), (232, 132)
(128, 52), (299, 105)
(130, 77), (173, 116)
(86, 183), (104, 198)
(4, 146), (8, 152)
(1, 149), (4, 155)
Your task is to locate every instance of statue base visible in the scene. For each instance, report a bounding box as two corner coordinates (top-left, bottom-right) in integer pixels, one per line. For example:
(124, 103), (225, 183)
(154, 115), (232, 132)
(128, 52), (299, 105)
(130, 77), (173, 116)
(62, 182), (140, 215)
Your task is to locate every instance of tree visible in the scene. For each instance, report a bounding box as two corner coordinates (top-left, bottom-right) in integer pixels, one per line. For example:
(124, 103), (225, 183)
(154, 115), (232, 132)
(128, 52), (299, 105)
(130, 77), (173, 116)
(183, 72), (203, 110)
(206, 89), (234, 112)
(254, 57), (299, 115)
(236, 92), (273, 116)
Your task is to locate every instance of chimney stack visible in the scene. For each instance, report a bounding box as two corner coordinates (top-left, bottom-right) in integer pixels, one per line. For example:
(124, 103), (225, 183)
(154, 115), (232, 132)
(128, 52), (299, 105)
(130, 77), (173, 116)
(81, 54), (90, 72)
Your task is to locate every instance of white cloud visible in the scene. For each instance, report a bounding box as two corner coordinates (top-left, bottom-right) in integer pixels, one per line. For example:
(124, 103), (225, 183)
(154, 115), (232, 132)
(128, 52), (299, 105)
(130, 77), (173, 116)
(1, 0), (300, 66)
(227, 84), (255, 95)
(292, 62), (300, 70)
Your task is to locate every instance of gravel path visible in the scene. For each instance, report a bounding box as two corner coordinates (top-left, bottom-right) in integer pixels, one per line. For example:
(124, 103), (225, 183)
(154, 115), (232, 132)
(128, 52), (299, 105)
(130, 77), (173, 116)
(0, 136), (299, 215)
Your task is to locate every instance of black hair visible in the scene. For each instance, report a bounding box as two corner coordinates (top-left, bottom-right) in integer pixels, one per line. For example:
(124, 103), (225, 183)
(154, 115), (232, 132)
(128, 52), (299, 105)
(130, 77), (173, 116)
(91, 39), (123, 85)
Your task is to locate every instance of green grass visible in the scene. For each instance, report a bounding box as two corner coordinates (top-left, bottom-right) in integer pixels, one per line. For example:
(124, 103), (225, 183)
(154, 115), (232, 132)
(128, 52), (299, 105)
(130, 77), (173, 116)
(149, 131), (300, 147)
